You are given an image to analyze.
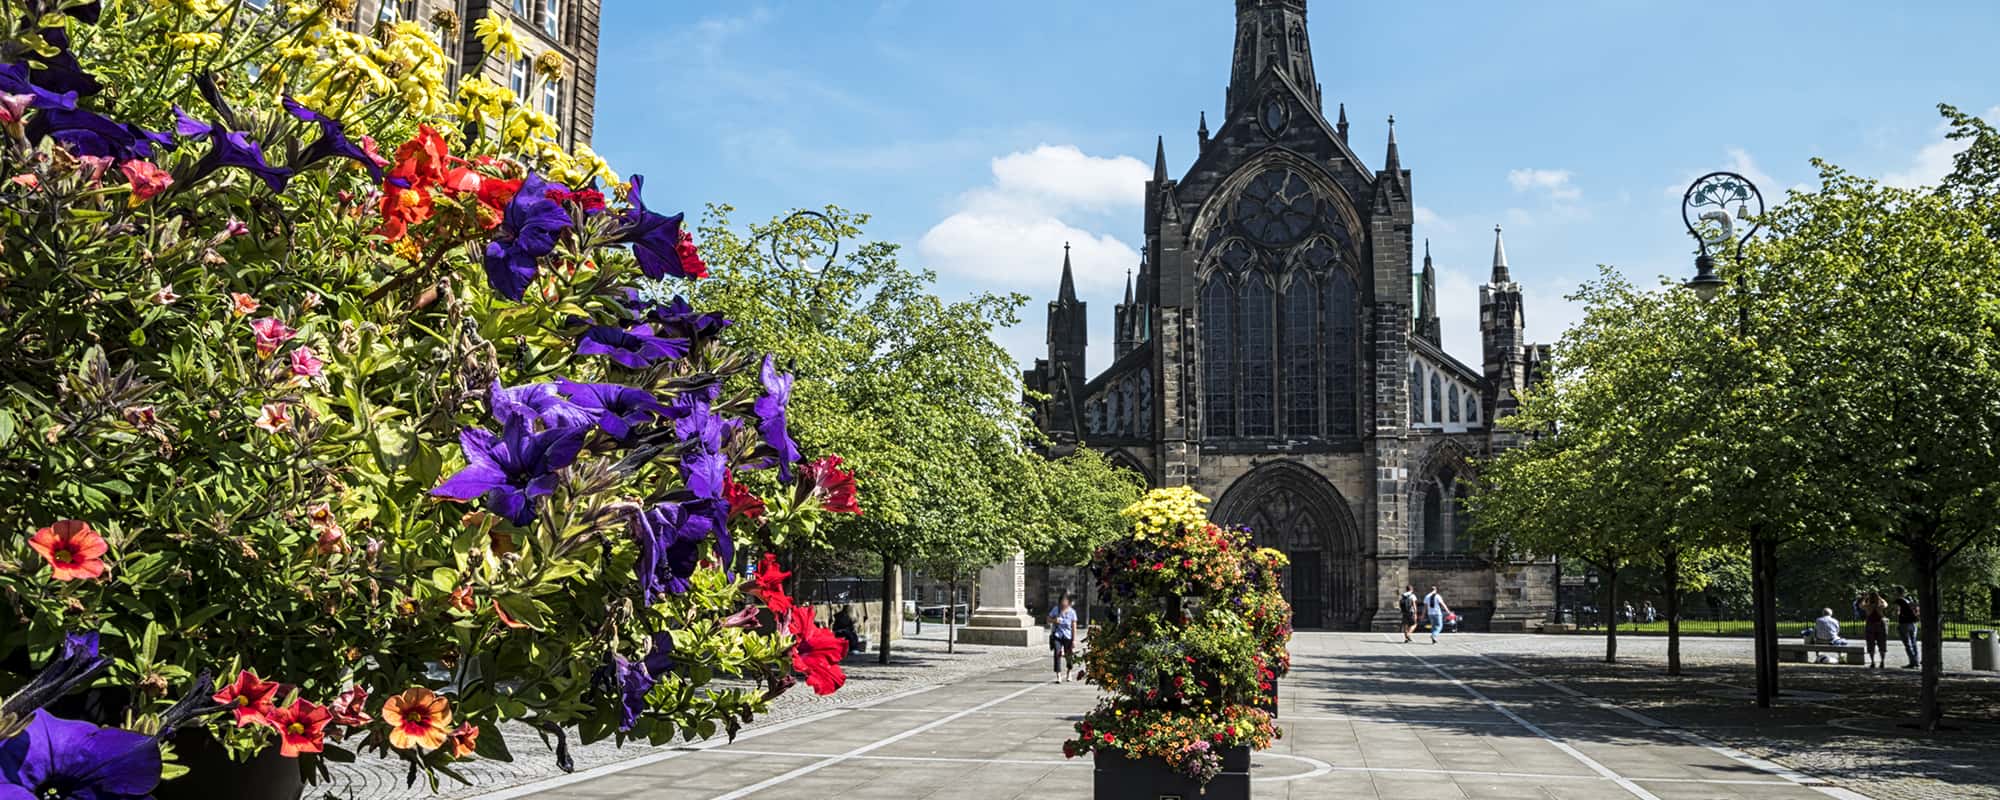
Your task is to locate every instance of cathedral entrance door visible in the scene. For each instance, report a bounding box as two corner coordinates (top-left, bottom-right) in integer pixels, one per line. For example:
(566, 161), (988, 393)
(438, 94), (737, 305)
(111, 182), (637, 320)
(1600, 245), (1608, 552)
(1288, 549), (1324, 628)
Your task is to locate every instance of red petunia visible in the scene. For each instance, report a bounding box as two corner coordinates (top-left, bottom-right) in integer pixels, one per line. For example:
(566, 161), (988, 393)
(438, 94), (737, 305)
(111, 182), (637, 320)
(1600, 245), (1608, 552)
(267, 698), (331, 757)
(392, 124), (451, 188)
(786, 605), (848, 695)
(28, 520), (108, 581)
(753, 552), (795, 615)
(799, 456), (860, 515)
(723, 472), (766, 521)
(674, 229), (708, 279)
(328, 685), (371, 727)
(212, 670), (284, 728)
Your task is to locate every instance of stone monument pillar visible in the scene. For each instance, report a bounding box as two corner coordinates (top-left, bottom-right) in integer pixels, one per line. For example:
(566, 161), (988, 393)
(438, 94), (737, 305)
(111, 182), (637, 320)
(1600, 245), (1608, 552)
(957, 551), (1037, 646)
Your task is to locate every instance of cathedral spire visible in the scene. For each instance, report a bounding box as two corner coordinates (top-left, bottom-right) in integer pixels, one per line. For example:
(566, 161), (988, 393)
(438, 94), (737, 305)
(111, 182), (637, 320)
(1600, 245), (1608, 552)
(1153, 135), (1168, 185)
(1490, 225), (1511, 284)
(1383, 114), (1400, 175)
(1227, 0), (1318, 117)
(1123, 269), (1133, 305)
(1197, 110), (1209, 147)
(1058, 242), (1078, 303)
(1336, 102), (1349, 143)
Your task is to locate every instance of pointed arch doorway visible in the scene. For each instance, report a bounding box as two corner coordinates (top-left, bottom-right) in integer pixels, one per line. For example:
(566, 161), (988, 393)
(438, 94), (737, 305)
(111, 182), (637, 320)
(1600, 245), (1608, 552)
(1212, 462), (1361, 629)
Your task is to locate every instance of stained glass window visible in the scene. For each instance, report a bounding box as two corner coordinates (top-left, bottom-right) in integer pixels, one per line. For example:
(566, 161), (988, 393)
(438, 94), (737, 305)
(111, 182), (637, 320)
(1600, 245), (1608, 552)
(1283, 278), (1318, 436)
(1241, 279), (1274, 437)
(1325, 269), (1357, 435)
(1409, 361), (1422, 424)
(1429, 371), (1442, 423)
(1421, 483), (1443, 554)
(1466, 392), (1479, 424)
(1202, 280), (1235, 438)
(1447, 383), (1460, 423)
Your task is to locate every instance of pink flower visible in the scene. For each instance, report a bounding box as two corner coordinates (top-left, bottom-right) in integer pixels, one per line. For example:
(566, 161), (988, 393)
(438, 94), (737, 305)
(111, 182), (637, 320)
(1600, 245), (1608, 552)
(359, 135), (388, 168)
(254, 403), (291, 433)
(148, 285), (180, 305)
(223, 217), (249, 238)
(0, 93), (32, 124)
(289, 346), (323, 378)
(250, 317), (296, 358)
(76, 155), (113, 184)
(11, 174), (39, 189)
(228, 292), (260, 317)
(119, 160), (173, 202)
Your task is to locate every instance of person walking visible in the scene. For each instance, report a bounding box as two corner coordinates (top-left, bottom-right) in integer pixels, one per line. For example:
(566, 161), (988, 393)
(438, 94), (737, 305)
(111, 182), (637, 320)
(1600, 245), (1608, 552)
(1643, 601), (1658, 625)
(1048, 594), (1079, 681)
(1423, 586), (1452, 644)
(1398, 585), (1419, 643)
(1894, 588), (1921, 669)
(1862, 590), (1890, 669)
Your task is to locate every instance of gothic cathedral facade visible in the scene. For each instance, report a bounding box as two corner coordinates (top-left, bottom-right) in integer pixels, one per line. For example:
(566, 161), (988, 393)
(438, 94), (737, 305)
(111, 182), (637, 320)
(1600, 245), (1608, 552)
(1023, 0), (1556, 630)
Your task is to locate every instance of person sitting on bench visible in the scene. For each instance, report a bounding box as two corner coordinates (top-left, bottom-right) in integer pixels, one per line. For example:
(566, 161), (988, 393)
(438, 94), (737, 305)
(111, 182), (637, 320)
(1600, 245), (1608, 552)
(1811, 608), (1848, 647)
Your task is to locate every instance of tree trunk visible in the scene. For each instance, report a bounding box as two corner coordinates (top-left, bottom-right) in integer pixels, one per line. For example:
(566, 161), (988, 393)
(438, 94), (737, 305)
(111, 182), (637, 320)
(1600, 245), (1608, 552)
(1605, 564), (1620, 664)
(1915, 536), (1945, 731)
(947, 575), (958, 654)
(878, 558), (895, 665)
(1665, 546), (1682, 677)
(1759, 537), (1782, 703)
(1747, 529), (1777, 707)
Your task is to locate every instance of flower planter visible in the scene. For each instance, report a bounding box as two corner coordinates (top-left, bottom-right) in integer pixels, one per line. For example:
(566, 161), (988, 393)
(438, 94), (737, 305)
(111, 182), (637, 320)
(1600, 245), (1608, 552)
(1256, 681), (1278, 717)
(1093, 745), (1251, 799)
(153, 729), (304, 800)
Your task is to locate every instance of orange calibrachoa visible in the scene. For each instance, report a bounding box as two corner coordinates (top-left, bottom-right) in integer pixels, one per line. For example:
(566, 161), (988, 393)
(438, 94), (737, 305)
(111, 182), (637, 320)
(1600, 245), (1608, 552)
(446, 723), (479, 758)
(27, 520), (108, 581)
(382, 687), (454, 751)
(268, 698), (332, 757)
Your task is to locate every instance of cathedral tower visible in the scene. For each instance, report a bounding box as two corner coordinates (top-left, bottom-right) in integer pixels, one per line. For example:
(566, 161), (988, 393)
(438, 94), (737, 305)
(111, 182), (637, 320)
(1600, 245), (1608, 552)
(1480, 226), (1527, 421)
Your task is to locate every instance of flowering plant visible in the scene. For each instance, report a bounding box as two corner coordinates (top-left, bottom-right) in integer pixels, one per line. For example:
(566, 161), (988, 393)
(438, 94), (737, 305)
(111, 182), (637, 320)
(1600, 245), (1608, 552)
(1063, 490), (1284, 784)
(0, 0), (855, 792)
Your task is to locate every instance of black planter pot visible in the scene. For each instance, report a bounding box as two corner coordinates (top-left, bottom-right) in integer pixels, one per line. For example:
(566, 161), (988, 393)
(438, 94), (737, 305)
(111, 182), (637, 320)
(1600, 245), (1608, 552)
(1093, 745), (1250, 799)
(154, 729), (304, 800)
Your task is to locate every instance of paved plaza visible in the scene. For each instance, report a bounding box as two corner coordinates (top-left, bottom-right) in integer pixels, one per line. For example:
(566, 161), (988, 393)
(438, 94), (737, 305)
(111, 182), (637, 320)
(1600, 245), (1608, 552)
(409, 632), (2000, 800)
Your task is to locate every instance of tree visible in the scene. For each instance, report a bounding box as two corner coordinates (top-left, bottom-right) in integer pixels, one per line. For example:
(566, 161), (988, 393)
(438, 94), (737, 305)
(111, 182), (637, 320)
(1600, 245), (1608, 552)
(688, 206), (1034, 664)
(1021, 449), (1147, 567)
(1741, 112), (2000, 727)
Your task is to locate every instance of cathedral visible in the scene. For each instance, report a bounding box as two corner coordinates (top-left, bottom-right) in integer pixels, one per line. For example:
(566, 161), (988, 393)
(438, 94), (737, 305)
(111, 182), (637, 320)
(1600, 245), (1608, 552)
(1023, 0), (1557, 631)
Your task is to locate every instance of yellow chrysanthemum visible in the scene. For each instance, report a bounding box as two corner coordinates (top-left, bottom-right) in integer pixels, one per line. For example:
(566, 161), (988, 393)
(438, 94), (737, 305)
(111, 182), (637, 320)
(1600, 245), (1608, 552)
(473, 12), (523, 64)
(167, 32), (223, 51)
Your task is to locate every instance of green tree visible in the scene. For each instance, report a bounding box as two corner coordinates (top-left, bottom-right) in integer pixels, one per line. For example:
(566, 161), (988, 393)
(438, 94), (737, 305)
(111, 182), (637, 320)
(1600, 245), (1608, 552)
(1742, 117), (2000, 727)
(688, 206), (1034, 664)
(1021, 449), (1147, 567)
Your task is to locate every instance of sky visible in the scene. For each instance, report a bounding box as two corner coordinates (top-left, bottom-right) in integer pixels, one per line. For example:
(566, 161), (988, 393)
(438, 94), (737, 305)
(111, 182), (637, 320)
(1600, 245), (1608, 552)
(591, 1), (2000, 376)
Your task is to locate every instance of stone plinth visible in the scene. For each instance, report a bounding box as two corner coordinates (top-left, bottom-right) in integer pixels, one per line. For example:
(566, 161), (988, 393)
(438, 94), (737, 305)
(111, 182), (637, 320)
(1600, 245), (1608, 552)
(958, 552), (1037, 646)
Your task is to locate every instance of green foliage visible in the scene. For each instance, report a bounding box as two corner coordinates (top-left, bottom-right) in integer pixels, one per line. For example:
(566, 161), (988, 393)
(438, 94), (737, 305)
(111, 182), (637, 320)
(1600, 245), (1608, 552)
(1021, 449), (1147, 566)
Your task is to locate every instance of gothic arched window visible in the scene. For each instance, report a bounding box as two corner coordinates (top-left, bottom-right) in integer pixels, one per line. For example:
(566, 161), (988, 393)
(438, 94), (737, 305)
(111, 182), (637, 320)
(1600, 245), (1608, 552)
(1409, 361), (1422, 423)
(1447, 383), (1460, 423)
(1325, 268), (1357, 436)
(1283, 277), (1318, 436)
(1241, 279), (1275, 437)
(1466, 391), (1479, 425)
(1421, 481), (1443, 554)
(1202, 279), (1236, 438)
(1429, 371), (1443, 423)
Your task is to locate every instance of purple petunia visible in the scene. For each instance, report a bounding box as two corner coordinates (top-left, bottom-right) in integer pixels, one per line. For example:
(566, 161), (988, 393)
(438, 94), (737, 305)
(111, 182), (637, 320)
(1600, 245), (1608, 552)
(753, 355), (803, 482)
(431, 417), (588, 526)
(490, 380), (598, 430)
(25, 28), (101, 99)
(645, 295), (732, 341)
(25, 108), (169, 162)
(610, 176), (697, 280)
(596, 631), (676, 732)
(283, 96), (384, 183)
(483, 173), (575, 301)
(190, 129), (293, 193)
(0, 63), (75, 113)
(555, 379), (667, 440)
(576, 323), (688, 370)
(0, 710), (162, 800)
(632, 501), (730, 602)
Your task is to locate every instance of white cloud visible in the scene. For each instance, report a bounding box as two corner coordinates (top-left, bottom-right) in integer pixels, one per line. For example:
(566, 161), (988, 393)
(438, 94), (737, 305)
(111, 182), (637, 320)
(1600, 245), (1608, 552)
(1413, 206), (1454, 234)
(1507, 168), (1581, 201)
(1884, 105), (2000, 189)
(918, 145), (1145, 293)
(1665, 148), (1790, 202)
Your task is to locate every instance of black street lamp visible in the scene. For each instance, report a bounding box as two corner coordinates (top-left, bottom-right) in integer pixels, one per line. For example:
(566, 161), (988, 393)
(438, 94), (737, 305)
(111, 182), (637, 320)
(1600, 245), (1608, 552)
(1680, 171), (1775, 707)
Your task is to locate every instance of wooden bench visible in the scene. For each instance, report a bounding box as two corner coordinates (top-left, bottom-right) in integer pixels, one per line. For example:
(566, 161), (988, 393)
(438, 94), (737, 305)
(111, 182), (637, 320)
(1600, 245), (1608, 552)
(1776, 641), (1864, 665)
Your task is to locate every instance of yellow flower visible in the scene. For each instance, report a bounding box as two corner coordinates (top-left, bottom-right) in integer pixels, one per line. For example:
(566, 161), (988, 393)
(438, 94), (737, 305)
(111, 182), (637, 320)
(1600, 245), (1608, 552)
(473, 11), (523, 63)
(167, 32), (223, 51)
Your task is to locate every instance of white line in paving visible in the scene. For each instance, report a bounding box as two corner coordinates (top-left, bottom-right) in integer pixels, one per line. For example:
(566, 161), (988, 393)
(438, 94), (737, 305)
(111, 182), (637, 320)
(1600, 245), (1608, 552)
(1402, 646), (1664, 800)
(1456, 647), (1875, 800)
(672, 746), (1793, 787)
(460, 683), (946, 800)
(705, 680), (1049, 799)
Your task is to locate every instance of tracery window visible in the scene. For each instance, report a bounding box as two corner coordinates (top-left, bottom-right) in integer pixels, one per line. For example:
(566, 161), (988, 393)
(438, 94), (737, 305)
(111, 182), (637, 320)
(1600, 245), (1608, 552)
(1283, 278), (1318, 436)
(1421, 482), (1443, 554)
(1241, 279), (1275, 437)
(1409, 361), (1422, 422)
(1429, 371), (1443, 423)
(1447, 383), (1460, 423)
(1324, 267), (1357, 436)
(1466, 391), (1479, 425)
(1202, 280), (1236, 438)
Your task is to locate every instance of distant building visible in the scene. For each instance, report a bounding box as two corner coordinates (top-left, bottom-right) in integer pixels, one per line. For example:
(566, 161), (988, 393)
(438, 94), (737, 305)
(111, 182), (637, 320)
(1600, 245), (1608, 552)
(347, 0), (600, 148)
(1022, 0), (1557, 631)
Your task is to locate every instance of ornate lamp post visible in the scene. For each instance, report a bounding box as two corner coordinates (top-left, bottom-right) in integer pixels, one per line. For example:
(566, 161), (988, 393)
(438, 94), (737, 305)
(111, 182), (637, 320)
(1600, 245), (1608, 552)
(1681, 171), (1776, 706)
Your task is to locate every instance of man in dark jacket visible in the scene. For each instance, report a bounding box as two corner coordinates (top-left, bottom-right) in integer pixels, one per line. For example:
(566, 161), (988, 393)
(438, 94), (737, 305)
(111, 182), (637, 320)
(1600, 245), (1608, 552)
(1894, 588), (1921, 669)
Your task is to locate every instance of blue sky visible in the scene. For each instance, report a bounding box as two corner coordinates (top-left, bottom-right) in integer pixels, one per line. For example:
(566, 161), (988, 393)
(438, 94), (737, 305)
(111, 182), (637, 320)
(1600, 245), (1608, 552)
(592, 1), (1999, 374)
